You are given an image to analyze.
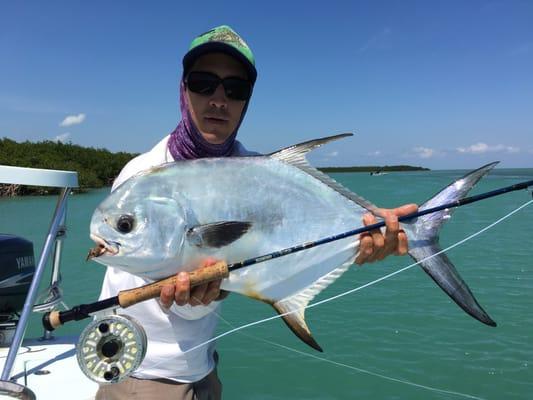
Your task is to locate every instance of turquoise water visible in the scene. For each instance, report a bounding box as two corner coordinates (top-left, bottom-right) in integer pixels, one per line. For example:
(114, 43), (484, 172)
(1, 169), (532, 399)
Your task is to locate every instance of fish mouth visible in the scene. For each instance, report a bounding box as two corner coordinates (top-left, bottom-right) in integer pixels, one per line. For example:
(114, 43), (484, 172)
(87, 234), (120, 260)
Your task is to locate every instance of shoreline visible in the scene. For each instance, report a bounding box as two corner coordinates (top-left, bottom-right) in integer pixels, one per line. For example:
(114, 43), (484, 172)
(0, 184), (91, 198)
(4, 166), (532, 197)
(318, 165), (430, 173)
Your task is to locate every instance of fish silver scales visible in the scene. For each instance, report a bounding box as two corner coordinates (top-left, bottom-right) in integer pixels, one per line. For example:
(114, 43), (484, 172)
(92, 156), (364, 287)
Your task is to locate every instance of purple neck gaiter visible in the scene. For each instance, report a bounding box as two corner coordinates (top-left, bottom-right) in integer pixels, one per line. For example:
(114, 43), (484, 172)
(167, 81), (248, 160)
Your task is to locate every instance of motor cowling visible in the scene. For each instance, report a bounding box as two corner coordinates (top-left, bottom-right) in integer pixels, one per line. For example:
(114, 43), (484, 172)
(0, 234), (35, 322)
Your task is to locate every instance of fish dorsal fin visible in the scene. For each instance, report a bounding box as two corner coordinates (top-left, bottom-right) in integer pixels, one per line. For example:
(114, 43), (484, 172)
(269, 134), (379, 213)
(271, 260), (353, 352)
(268, 133), (353, 165)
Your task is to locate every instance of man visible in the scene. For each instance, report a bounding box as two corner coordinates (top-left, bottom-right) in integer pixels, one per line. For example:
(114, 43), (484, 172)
(96, 25), (417, 400)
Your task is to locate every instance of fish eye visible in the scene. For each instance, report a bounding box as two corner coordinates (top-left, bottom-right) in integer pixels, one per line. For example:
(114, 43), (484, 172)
(116, 214), (135, 234)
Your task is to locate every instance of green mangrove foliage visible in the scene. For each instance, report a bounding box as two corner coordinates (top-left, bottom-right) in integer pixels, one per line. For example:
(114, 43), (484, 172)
(0, 138), (429, 196)
(0, 138), (137, 196)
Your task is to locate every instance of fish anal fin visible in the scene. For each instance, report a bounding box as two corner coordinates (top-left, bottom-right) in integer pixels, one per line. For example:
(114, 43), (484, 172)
(186, 221), (252, 248)
(229, 261), (354, 352)
(272, 299), (323, 352)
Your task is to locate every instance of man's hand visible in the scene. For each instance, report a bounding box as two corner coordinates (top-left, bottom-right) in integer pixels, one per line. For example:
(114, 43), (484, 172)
(160, 258), (223, 308)
(355, 204), (418, 265)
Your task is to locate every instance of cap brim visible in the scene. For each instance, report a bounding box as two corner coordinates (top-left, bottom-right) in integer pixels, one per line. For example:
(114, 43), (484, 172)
(182, 42), (257, 84)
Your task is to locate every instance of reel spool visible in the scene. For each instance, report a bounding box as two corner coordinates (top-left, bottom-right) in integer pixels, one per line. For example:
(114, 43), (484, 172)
(76, 314), (146, 384)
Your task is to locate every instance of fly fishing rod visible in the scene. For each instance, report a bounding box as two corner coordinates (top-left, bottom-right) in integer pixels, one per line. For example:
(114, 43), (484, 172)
(43, 178), (533, 332)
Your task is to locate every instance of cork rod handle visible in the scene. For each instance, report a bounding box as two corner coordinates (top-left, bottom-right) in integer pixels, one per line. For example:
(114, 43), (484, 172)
(118, 261), (229, 308)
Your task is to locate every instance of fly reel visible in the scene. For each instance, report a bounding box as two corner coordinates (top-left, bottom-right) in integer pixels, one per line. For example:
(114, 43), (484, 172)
(76, 314), (147, 384)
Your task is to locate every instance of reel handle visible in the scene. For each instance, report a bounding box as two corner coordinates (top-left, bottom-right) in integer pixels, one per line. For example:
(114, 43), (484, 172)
(118, 261), (229, 307)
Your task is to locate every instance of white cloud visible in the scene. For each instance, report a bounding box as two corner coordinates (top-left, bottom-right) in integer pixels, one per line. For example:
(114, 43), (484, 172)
(456, 142), (520, 154)
(368, 150), (381, 156)
(60, 113), (86, 127)
(54, 133), (71, 143)
(503, 146), (520, 153)
(413, 147), (435, 159)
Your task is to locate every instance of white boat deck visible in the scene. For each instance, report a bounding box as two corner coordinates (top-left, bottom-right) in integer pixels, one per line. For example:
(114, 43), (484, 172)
(1, 336), (98, 399)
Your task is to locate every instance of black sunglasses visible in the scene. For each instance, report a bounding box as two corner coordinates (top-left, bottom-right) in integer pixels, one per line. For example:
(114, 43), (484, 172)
(185, 71), (252, 101)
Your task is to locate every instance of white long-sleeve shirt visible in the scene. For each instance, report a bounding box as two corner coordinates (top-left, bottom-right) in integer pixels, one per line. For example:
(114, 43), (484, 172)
(99, 135), (257, 382)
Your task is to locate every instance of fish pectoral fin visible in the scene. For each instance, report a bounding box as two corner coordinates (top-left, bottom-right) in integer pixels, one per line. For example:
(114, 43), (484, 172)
(272, 296), (323, 352)
(186, 221), (252, 248)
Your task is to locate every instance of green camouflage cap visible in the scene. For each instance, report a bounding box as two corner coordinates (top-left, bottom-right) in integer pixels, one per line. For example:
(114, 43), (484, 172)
(182, 25), (257, 83)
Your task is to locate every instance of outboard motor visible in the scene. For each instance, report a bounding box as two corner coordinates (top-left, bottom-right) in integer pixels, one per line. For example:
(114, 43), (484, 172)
(0, 234), (35, 347)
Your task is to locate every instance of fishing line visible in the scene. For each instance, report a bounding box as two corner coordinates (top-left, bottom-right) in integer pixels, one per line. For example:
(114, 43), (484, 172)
(137, 200), (533, 392)
(146, 301), (487, 400)
(146, 197), (533, 372)
(143, 198), (532, 394)
(222, 317), (487, 400)
(247, 336), (488, 400)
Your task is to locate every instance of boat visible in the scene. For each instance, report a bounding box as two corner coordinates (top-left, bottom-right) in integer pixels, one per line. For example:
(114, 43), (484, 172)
(0, 165), (98, 399)
(370, 169), (388, 176)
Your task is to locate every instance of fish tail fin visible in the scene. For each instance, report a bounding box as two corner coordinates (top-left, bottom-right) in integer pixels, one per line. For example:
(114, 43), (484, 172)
(265, 261), (353, 352)
(403, 162), (499, 327)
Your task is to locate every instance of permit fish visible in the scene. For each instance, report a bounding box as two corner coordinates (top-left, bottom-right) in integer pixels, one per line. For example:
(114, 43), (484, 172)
(89, 134), (497, 351)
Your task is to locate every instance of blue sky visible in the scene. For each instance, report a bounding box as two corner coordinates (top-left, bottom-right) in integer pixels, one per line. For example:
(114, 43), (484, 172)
(1, 1), (532, 169)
